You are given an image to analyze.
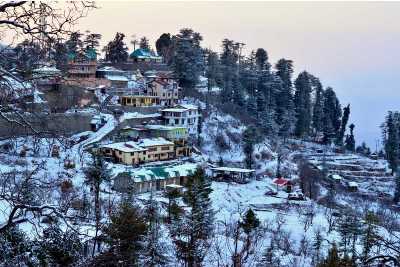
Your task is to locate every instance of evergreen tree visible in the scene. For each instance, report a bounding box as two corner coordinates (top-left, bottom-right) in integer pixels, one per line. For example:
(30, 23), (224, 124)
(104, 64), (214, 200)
(313, 229), (324, 265)
(322, 87), (342, 144)
(156, 33), (172, 56)
(65, 31), (83, 54)
(84, 32), (102, 52)
(52, 41), (69, 72)
(232, 209), (261, 266)
(170, 168), (214, 266)
(294, 71), (313, 138)
(103, 32), (129, 63)
(84, 154), (111, 256)
(139, 36), (151, 50)
(255, 48), (269, 71)
(275, 59), (296, 138)
(37, 224), (82, 266)
(383, 111), (399, 175)
(0, 227), (32, 265)
(172, 28), (204, 90)
(336, 104), (351, 146)
(143, 193), (169, 266)
(345, 124), (356, 152)
(99, 201), (147, 266)
(220, 39), (241, 103)
(312, 77), (324, 135)
(232, 75), (245, 107)
(243, 126), (258, 169)
(361, 212), (379, 262)
(356, 142), (371, 156)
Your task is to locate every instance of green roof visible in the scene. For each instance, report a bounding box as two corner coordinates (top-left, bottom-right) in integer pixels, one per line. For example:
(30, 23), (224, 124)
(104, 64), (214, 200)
(148, 167), (170, 179)
(129, 48), (161, 59)
(67, 48), (97, 61)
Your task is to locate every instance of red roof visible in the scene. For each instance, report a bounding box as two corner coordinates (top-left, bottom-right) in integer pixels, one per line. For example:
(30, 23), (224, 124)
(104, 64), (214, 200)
(273, 177), (290, 186)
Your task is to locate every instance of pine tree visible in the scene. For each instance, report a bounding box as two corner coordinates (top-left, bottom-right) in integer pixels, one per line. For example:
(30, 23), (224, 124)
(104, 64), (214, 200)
(361, 212), (379, 262)
(232, 75), (245, 107)
(220, 39), (240, 103)
(246, 95), (257, 115)
(155, 33), (172, 58)
(143, 193), (169, 266)
(336, 104), (351, 146)
(345, 124), (356, 152)
(139, 36), (151, 50)
(103, 32), (128, 63)
(318, 244), (340, 267)
(294, 71), (312, 138)
(243, 126), (258, 169)
(383, 111), (399, 175)
(232, 209), (261, 266)
(83, 154), (111, 256)
(100, 201), (147, 266)
(322, 87), (342, 144)
(311, 77), (324, 135)
(313, 229), (324, 265)
(65, 31), (83, 54)
(172, 28), (204, 90)
(37, 224), (82, 266)
(84, 32), (102, 52)
(255, 48), (269, 70)
(170, 168), (214, 266)
(275, 59), (296, 138)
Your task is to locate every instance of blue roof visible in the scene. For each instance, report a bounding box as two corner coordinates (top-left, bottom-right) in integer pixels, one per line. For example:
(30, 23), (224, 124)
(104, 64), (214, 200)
(129, 48), (160, 59)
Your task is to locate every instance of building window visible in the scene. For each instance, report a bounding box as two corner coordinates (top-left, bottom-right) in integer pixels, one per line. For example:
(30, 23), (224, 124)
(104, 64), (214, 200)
(175, 119), (179, 124)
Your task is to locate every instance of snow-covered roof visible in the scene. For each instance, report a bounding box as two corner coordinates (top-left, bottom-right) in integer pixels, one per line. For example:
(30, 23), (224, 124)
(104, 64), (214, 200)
(97, 66), (124, 72)
(136, 137), (174, 147)
(179, 104), (198, 110)
(348, 181), (358, 187)
(129, 163), (198, 182)
(161, 108), (187, 113)
(144, 125), (187, 131)
(100, 141), (146, 153)
(332, 174), (342, 180)
(162, 104), (198, 113)
(105, 75), (129, 82)
(33, 66), (61, 74)
(119, 112), (161, 122)
(211, 167), (255, 173)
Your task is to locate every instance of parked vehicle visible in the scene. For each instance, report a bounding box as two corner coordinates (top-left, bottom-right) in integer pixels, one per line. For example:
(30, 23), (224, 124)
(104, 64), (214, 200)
(288, 192), (305, 200)
(265, 189), (278, 196)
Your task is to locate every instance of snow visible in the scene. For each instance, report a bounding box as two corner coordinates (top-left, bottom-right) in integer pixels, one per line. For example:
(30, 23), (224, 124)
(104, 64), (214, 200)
(105, 74), (129, 81)
(136, 137), (174, 147)
(211, 167), (255, 173)
(161, 108), (187, 113)
(119, 112), (161, 122)
(100, 141), (146, 152)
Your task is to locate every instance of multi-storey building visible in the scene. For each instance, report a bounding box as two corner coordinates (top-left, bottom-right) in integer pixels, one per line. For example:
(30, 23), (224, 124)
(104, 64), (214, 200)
(99, 137), (176, 165)
(161, 104), (200, 136)
(100, 141), (147, 165)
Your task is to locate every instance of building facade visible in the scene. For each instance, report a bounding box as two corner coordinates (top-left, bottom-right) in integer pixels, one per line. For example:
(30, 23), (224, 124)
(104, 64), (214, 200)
(161, 104), (201, 135)
(112, 163), (198, 194)
(100, 141), (147, 165)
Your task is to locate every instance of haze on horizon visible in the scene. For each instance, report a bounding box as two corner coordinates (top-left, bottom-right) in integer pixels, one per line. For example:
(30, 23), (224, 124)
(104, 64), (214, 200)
(78, 1), (400, 150)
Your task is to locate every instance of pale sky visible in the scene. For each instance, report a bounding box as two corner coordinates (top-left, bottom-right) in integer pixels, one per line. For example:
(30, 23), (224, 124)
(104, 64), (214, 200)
(77, 1), (400, 149)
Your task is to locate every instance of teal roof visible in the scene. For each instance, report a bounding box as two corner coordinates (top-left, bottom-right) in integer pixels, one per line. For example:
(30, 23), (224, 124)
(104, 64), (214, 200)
(129, 48), (160, 59)
(67, 48), (97, 61)
(67, 51), (76, 61)
(148, 167), (170, 179)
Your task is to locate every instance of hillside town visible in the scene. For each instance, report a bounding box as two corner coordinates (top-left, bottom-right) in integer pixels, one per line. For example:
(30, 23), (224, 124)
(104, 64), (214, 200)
(1, 2), (400, 267)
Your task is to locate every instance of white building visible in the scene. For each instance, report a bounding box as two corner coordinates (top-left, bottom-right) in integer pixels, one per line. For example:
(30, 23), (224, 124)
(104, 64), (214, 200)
(161, 104), (200, 136)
